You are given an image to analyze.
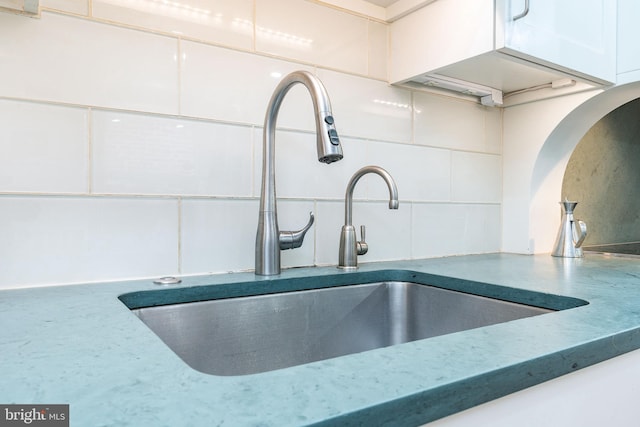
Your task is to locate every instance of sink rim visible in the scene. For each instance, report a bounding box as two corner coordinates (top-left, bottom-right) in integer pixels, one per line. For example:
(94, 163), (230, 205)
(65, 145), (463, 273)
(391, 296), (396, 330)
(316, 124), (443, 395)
(119, 269), (588, 312)
(119, 269), (589, 377)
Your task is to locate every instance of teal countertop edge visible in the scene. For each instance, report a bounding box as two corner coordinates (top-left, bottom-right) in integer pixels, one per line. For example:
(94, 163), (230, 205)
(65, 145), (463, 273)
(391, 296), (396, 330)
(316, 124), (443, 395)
(2, 253), (640, 426)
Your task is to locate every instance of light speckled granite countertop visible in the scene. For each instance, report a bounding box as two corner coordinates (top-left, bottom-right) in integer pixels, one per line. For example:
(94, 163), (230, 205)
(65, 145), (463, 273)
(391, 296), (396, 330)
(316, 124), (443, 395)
(2, 253), (640, 426)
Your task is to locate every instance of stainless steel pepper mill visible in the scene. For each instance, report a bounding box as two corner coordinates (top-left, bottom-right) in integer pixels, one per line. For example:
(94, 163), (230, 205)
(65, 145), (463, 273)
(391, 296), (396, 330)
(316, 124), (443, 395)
(551, 200), (587, 258)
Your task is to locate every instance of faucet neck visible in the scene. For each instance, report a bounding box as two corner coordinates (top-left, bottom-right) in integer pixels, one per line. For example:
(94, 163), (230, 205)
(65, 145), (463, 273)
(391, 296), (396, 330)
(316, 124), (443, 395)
(260, 71), (336, 215)
(344, 166), (399, 226)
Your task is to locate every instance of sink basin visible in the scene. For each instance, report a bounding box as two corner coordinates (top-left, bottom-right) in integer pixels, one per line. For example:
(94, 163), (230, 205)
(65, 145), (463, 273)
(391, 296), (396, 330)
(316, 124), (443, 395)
(119, 270), (587, 376)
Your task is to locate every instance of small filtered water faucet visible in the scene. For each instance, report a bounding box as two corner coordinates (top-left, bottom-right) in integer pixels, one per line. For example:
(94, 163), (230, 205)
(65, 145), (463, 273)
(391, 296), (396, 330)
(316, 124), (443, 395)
(338, 166), (398, 269)
(255, 70), (343, 276)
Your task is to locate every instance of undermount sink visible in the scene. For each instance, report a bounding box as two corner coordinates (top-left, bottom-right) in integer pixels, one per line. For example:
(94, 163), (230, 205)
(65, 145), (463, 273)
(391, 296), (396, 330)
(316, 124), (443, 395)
(119, 270), (587, 376)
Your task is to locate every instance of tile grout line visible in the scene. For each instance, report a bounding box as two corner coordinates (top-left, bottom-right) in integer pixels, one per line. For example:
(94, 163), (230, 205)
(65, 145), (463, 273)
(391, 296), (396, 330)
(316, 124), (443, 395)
(409, 201), (414, 260)
(177, 197), (182, 275)
(252, 0), (257, 53)
(313, 199), (318, 266)
(87, 107), (93, 194)
(177, 37), (182, 115)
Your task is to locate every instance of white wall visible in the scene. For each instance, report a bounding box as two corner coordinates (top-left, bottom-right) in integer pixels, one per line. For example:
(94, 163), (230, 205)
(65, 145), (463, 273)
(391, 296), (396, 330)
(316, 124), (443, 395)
(0, 0), (503, 289)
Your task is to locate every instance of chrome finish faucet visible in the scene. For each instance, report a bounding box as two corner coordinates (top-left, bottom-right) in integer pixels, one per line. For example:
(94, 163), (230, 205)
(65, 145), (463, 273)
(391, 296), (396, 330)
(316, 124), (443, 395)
(338, 166), (398, 269)
(255, 70), (343, 276)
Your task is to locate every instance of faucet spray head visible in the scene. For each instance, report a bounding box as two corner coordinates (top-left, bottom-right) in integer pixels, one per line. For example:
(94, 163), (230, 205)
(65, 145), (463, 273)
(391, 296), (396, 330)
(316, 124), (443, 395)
(317, 113), (343, 164)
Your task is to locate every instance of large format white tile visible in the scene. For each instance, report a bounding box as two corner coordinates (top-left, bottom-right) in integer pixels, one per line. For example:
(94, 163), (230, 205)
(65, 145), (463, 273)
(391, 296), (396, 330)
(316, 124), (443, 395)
(411, 203), (501, 258)
(414, 92), (489, 151)
(314, 200), (344, 266)
(0, 196), (179, 288)
(180, 199), (258, 274)
(464, 204), (502, 254)
(180, 41), (315, 127)
(92, 0), (253, 50)
(253, 129), (370, 200)
(451, 151), (502, 202)
(366, 141), (451, 202)
(412, 203), (465, 258)
(317, 69), (412, 143)
(41, 0), (88, 14)
(255, 0), (369, 75)
(0, 99), (88, 193)
(92, 110), (253, 196)
(0, 12), (178, 114)
(354, 200), (411, 263)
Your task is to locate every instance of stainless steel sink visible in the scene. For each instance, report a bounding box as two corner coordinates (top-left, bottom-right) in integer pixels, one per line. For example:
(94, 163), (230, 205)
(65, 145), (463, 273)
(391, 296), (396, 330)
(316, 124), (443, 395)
(128, 279), (566, 376)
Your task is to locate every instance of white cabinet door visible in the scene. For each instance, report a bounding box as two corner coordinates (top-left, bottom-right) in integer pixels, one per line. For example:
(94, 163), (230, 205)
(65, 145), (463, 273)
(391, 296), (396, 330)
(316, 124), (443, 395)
(617, 0), (640, 83)
(501, 0), (616, 84)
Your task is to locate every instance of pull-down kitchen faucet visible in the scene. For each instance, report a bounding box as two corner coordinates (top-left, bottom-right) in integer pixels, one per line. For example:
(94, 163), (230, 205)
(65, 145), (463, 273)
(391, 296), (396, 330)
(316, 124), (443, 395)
(255, 70), (343, 276)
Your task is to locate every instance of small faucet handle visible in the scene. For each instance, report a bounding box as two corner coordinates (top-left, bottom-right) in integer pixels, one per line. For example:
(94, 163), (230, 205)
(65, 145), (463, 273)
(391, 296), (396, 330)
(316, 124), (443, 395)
(356, 225), (368, 256)
(279, 212), (314, 250)
(573, 219), (587, 248)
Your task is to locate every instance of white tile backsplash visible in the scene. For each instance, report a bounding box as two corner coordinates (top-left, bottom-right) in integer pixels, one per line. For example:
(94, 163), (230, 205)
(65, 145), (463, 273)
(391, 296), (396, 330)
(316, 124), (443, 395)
(92, 110), (253, 196)
(451, 151), (502, 202)
(412, 203), (467, 258)
(41, 0), (88, 15)
(253, 129), (369, 200)
(0, 6), (503, 289)
(317, 69), (413, 143)
(255, 0), (369, 76)
(0, 99), (88, 193)
(352, 200), (412, 263)
(464, 204), (502, 253)
(315, 200), (345, 266)
(0, 196), (179, 288)
(0, 13), (179, 114)
(414, 92), (489, 151)
(411, 203), (501, 258)
(180, 40), (315, 127)
(180, 198), (258, 274)
(92, 0), (254, 51)
(366, 141), (451, 201)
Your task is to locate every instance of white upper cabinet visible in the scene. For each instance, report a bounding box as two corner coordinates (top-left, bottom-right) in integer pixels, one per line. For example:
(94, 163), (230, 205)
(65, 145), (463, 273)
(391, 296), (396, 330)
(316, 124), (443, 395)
(390, 0), (616, 97)
(617, 0), (640, 84)
(502, 0), (615, 84)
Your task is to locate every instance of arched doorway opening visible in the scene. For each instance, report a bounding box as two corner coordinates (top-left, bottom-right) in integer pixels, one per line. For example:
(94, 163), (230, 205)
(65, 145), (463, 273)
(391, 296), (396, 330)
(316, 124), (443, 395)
(527, 82), (640, 254)
(562, 98), (640, 255)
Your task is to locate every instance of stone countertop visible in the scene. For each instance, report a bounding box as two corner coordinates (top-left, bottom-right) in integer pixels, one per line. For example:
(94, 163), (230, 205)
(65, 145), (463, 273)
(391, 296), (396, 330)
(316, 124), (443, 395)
(2, 253), (640, 426)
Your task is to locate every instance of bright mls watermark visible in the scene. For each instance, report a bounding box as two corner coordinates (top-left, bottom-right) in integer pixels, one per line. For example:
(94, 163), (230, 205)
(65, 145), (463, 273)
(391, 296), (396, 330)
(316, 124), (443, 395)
(0, 405), (68, 427)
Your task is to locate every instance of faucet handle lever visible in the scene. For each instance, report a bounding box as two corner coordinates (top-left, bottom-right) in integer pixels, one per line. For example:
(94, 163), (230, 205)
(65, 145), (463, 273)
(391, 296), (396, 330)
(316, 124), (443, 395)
(356, 225), (368, 256)
(279, 212), (314, 250)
